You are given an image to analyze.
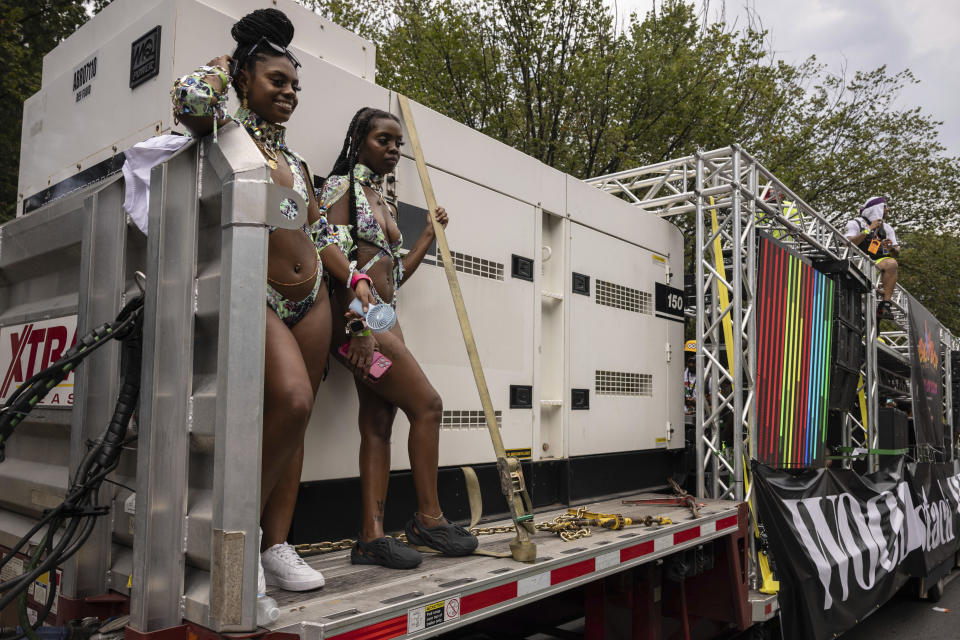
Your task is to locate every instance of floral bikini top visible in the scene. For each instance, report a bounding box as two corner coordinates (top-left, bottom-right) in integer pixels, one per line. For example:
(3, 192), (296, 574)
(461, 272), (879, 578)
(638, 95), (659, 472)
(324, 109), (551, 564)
(171, 67), (316, 236)
(231, 107), (314, 233)
(316, 164), (404, 308)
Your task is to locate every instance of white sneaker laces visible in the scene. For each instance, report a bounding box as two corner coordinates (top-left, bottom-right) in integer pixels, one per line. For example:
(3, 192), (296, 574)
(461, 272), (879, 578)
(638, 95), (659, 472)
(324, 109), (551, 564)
(275, 542), (309, 568)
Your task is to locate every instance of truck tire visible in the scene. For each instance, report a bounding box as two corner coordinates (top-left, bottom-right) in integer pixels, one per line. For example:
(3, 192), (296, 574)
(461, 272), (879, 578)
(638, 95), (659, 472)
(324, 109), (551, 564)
(927, 576), (945, 603)
(747, 618), (781, 640)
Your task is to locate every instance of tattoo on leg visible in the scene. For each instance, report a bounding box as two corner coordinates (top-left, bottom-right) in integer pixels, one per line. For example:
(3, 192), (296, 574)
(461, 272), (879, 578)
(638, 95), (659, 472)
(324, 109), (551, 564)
(373, 499), (385, 522)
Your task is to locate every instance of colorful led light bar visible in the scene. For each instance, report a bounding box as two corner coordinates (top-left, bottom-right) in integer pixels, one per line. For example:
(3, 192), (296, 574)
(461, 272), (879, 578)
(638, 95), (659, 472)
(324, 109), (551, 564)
(756, 235), (835, 468)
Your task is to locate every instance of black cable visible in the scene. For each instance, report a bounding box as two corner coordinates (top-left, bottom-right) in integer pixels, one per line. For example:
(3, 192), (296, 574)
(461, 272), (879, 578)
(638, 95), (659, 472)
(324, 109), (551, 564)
(0, 293), (144, 624)
(103, 478), (136, 494)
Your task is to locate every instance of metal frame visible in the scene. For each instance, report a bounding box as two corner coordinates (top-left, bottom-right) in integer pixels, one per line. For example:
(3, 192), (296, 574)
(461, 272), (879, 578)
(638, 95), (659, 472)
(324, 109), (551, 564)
(130, 122), (309, 633)
(588, 145), (889, 499)
(590, 145), (960, 488)
(0, 174), (143, 606)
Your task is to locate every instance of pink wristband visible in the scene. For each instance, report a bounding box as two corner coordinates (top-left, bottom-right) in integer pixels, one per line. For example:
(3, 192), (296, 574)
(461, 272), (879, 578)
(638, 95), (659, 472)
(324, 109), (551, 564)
(350, 272), (372, 290)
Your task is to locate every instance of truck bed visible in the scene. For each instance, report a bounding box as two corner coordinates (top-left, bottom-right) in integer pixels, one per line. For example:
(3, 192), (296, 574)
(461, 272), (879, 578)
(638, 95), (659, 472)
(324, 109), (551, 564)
(268, 492), (744, 639)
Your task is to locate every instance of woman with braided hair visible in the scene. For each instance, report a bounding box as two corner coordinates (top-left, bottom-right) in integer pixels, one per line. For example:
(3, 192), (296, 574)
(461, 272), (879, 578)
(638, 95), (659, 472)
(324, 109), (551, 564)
(171, 8), (375, 593)
(316, 108), (479, 569)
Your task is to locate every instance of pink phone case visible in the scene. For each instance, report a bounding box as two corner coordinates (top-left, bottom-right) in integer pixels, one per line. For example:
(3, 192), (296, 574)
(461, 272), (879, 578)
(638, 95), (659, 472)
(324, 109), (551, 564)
(338, 343), (393, 381)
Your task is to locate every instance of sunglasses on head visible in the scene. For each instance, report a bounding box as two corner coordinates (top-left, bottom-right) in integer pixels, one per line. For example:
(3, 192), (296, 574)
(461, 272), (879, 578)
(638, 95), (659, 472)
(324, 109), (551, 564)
(241, 36), (301, 69)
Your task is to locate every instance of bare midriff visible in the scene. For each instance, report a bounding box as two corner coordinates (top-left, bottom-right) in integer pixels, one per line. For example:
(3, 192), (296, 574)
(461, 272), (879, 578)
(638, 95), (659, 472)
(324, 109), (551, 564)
(265, 155), (321, 302)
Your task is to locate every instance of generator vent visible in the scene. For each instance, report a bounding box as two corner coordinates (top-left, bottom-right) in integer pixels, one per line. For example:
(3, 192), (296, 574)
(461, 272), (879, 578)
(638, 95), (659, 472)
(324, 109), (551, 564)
(596, 279), (651, 314)
(595, 371), (653, 397)
(441, 409), (502, 430)
(438, 251), (504, 281)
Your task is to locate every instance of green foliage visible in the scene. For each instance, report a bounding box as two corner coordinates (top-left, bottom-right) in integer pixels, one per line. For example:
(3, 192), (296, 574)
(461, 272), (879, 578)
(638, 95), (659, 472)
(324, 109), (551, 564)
(303, 0), (960, 328)
(0, 0), (110, 223)
(6, 0), (957, 325)
(760, 66), (960, 233)
(897, 231), (960, 335)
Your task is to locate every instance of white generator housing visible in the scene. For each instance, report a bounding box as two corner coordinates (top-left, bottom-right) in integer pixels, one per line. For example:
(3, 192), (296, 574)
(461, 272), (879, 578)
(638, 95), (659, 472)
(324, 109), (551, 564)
(13, 0), (683, 485)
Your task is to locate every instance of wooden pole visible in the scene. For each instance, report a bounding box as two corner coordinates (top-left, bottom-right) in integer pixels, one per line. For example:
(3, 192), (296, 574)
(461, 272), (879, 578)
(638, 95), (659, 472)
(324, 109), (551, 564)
(397, 94), (536, 561)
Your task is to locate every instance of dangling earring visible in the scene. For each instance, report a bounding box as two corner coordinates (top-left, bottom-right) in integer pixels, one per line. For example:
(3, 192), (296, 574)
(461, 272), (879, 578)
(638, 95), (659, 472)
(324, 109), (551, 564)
(241, 94), (248, 110)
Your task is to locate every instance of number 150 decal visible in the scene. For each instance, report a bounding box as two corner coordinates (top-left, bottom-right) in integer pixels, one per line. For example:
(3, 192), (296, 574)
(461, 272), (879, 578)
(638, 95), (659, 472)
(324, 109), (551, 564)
(655, 282), (685, 323)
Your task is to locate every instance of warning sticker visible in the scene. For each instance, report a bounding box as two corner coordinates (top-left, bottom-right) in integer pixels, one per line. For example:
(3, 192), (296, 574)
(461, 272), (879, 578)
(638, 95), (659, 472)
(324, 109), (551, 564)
(29, 570), (61, 616)
(33, 573), (48, 605)
(0, 315), (78, 407)
(407, 594), (461, 632)
(0, 555), (23, 583)
(52, 570), (62, 614)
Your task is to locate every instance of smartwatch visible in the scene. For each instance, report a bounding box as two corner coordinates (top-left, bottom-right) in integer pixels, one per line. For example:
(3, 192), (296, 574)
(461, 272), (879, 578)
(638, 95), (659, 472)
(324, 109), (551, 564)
(347, 318), (366, 335)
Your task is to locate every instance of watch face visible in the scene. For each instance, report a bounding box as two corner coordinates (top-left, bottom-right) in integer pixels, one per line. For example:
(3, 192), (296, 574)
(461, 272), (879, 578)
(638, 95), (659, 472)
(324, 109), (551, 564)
(349, 319), (365, 334)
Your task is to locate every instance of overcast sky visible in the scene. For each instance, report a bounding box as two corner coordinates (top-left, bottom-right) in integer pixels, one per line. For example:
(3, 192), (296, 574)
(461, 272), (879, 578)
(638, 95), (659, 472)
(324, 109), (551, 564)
(611, 0), (960, 157)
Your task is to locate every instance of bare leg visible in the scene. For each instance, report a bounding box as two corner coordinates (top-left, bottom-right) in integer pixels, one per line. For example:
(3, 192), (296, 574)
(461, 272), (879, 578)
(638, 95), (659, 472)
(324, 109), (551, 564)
(335, 324), (445, 533)
(261, 313), (314, 513)
(261, 289), (331, 537)
(878, 258), (898, 301)
(262, 445), (304, 549)
(355, 385), (397, 542)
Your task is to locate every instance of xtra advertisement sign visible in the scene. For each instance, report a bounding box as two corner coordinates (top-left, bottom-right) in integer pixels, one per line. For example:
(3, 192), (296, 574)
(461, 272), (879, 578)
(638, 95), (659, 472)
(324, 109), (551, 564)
(0, 316), (78, 407)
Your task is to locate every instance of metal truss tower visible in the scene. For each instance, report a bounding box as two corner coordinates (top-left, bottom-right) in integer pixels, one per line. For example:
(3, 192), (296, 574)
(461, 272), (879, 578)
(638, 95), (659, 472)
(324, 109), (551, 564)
(587, 145), (955, 501)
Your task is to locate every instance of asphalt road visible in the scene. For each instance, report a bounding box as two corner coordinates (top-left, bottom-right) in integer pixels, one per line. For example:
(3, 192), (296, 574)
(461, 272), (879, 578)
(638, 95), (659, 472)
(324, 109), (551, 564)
(839, 571), (960, 640)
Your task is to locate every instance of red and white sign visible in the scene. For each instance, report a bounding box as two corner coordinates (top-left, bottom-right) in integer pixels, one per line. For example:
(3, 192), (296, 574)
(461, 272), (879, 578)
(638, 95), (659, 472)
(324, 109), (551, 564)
(0, 316), (78, 407)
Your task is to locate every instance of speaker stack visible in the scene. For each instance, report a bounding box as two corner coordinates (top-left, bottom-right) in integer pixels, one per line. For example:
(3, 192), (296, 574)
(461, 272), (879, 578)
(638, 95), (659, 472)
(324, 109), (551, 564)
(825, 265), (868, 411)
(878, 407), (909, 468)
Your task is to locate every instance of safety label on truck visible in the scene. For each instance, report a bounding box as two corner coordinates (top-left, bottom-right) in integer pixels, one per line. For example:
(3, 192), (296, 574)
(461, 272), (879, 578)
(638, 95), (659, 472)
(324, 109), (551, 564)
(407, 594), (461, 632)
(0, 315), (78, 407)
(32, 569), (61, 614)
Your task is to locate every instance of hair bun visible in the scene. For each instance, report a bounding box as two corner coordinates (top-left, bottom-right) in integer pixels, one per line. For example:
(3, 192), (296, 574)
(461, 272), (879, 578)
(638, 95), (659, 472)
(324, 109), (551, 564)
(230, 8), (294, 48)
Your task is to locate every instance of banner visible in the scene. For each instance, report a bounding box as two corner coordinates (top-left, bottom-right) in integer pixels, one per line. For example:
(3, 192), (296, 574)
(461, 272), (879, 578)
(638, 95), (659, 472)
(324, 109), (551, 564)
(754, 461), (960, 640)
(907, 295), (944, 446)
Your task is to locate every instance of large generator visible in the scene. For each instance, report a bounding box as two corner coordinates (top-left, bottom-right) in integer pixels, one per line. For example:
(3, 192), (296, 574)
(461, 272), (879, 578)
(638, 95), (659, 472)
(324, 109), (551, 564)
(2, 0), (684, 627)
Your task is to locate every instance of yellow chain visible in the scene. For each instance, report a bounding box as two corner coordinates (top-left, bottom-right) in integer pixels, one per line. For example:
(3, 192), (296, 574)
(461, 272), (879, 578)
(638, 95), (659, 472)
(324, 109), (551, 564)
(294, 511), (664, 557)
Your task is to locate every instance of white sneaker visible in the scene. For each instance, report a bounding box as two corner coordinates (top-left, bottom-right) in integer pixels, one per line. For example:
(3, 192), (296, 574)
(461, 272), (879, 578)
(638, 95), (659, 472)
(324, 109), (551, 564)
(262, 542), (325, 591)
(258, 529), (267, 595)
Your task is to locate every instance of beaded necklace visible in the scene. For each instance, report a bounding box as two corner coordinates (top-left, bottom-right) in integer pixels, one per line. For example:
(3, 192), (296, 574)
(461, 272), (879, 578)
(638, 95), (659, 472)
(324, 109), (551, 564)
(235, 106), (288, 169)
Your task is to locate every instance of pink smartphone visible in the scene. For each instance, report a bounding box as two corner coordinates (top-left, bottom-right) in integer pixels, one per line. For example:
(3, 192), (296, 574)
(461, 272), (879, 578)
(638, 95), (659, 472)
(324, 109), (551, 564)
(338, 343), (393, 381)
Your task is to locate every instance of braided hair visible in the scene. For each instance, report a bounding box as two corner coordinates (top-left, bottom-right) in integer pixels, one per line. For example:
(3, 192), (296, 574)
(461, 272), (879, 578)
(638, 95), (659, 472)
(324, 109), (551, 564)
(230, 8), (296, 102)
(328, 107), (401, 260)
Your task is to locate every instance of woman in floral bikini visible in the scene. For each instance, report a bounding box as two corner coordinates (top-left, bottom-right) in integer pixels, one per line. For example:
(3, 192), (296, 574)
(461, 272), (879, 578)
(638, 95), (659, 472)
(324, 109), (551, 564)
(171, 8), (377, 593)
(316, 108), (479, 569)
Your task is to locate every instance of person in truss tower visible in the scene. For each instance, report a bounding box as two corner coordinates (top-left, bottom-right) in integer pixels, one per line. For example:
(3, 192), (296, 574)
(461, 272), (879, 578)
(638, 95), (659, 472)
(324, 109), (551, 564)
(845, 196), (900, 320)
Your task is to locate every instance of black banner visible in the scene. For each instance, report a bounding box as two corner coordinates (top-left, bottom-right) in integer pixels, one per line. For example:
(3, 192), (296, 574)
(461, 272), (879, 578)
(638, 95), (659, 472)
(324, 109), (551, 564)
(754, 461), (960, 640)
(907, 295), (944, 446)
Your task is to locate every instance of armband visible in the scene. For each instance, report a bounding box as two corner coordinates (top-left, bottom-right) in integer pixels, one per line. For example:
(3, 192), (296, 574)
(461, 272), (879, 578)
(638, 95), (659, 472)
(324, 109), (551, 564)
(171, 66), (231, 122)
(206, 65), (232, 91)
(350, 272), (372, 290)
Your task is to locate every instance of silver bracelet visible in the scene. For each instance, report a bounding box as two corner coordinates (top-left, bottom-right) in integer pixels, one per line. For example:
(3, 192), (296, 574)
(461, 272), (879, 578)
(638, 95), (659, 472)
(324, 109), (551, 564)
(345, 261), (357, 290)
